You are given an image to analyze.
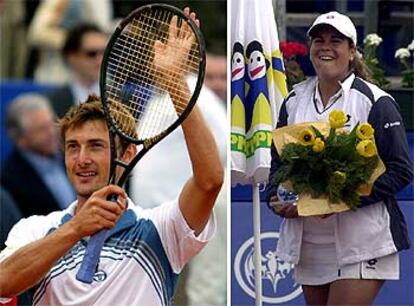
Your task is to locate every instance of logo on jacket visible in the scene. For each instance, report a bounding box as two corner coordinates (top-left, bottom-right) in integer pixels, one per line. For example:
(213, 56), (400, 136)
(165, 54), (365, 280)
(234, 232), (302, 304)
(384, 121), (401, 129)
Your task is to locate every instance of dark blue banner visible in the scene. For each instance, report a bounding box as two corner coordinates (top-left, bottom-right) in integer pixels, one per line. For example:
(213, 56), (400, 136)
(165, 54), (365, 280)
(231, 199), (413, 305)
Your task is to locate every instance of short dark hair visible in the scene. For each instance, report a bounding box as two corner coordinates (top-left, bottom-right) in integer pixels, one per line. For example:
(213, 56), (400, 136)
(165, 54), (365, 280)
(62, 23), (105, 57)
(58, 95), (137, 154)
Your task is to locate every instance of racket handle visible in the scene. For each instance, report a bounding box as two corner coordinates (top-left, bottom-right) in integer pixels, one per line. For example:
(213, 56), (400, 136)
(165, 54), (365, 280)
(76, 228), (109, 283)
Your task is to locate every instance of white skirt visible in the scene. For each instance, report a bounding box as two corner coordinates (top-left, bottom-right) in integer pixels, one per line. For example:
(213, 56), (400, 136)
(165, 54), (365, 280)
(294, 241), (400, 285)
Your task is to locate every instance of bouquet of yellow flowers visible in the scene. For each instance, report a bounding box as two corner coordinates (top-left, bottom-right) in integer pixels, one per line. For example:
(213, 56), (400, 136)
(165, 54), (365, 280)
(272, 110), (385, 216)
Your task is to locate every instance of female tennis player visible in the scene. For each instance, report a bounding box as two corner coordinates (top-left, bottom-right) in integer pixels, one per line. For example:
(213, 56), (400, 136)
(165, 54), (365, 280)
(267, 11), (413, 306)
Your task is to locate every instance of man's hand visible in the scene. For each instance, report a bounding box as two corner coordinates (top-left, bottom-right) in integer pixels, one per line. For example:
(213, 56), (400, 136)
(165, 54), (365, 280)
(153, 7), (199, 80)
(69, 185), (127, 238)
(152, 7), (199, 113)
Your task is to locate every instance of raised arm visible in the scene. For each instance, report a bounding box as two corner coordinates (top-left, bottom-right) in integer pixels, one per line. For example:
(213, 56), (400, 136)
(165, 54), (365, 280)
(151, 8), (224, 234)
(179, 106), (224, 235)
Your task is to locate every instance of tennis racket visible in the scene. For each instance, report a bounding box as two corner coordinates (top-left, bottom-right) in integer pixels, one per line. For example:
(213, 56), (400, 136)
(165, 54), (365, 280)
(76, 3), (205, 283)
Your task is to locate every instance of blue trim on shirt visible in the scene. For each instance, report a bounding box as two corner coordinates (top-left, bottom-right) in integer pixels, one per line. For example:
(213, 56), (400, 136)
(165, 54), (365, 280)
(35, 209), (178, 305)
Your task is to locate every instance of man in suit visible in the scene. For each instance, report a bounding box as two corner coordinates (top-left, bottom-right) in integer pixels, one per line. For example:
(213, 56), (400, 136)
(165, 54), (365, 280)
(1, 93), (75, 218)
(45, 23), (108, 118)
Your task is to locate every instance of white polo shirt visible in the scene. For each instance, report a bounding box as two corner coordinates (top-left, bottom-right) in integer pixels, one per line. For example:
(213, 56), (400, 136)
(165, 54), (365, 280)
(0, 199), (215, 305)
(284, 73), (374, 128)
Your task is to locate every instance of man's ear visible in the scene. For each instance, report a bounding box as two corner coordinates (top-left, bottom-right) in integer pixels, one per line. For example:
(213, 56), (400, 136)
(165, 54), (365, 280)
(121, 144), (137, 163)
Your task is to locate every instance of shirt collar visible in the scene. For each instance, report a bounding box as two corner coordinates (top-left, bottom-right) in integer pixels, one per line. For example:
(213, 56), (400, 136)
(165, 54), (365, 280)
(70, 79), (99, 104)
(339, 72), (355, 98)
(313, 72), (355, 110)
(21, 149), (61, 170)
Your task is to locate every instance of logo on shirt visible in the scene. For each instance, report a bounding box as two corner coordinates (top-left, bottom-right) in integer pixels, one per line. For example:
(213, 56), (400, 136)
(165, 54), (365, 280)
(93, 270), (107, 282)
(234, 232), (302, 304)
(366, 258), (378, 270)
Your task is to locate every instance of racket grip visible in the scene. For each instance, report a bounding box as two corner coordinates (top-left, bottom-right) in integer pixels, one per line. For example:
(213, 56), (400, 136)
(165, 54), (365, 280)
(76, 228), (109, 283)
(76, 194), (118, 283)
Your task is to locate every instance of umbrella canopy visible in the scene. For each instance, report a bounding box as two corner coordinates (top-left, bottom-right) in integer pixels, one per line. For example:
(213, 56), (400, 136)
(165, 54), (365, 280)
(231, 0), (288, 185)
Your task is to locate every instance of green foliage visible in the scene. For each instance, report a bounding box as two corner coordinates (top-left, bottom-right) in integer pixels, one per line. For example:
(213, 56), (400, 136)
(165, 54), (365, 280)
(363, 44), (391, 90)
(400, 61), (414, 88)
(273, 125), (379, 210)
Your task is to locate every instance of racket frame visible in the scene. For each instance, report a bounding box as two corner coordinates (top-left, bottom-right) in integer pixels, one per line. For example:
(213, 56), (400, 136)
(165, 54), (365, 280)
(100, 3), (206, 187)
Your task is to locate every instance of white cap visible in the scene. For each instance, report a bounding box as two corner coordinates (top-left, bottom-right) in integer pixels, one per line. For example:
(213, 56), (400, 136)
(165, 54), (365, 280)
(307, 11), (357, 46)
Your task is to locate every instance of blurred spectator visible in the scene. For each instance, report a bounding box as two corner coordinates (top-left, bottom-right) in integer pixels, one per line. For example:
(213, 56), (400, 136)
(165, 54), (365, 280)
(205, 53), (227, 103)
(1, 93), (75, 218)
(129, 83), (227, 209)
(45, 23), (108, 118)
(128, 82), (227, 306)
(28, 0), (113, 84)
(0, 0), (27, 79)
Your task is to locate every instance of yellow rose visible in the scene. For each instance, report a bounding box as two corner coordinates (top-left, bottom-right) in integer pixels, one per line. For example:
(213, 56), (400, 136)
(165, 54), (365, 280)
(356, 140), (377, 157)
(356, 123), (374, 140)
(333, 171), (347, 183)
(298, 129), (315, 146)
(329, 110), (348, 129)
(312, 137), (325, 152)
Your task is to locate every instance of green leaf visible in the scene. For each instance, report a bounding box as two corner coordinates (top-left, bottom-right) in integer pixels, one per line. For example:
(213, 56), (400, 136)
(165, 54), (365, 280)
(311, 125), (325, 139)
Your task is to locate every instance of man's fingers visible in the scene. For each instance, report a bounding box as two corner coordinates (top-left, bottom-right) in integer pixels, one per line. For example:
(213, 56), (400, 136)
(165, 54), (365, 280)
(168, 15), (178, 45)
(98, 198), (126, 213)
(180, 19), (191, 39)
(153, 40), (164, 54)
(93, 184), (127, 199)
(95, 207), (120, 223)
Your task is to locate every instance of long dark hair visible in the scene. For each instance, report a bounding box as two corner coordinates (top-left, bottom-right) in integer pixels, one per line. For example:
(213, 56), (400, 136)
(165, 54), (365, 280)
(349, 41), (376, 84)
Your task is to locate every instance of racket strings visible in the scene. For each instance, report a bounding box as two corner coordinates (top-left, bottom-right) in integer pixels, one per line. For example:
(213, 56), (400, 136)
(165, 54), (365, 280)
(106, 59), (193, 108)
(114, 13), (199, 96)
(107, 22), (200, 100)
(108, 37), (200, 79)
(105, 8), (201, 140)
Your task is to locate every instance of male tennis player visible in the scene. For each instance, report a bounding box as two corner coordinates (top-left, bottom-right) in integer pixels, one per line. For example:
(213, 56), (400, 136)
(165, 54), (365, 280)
(0, 9), (224, 306)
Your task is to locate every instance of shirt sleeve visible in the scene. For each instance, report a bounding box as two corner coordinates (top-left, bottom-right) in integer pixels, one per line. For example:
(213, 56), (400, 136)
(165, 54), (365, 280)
(149, 200), (216, 274)
(360, 96), (414, 206)
(0, 215), (59, 262)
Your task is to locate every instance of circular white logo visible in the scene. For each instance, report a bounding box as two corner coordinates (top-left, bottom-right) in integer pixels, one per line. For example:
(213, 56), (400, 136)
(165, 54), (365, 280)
(234, 232), (302, 304)
(93, 270), (107, 282)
